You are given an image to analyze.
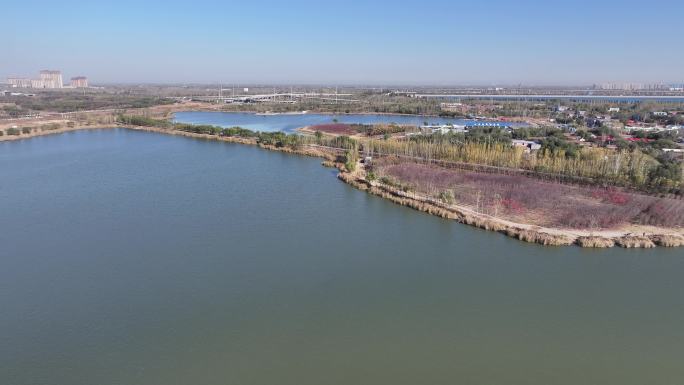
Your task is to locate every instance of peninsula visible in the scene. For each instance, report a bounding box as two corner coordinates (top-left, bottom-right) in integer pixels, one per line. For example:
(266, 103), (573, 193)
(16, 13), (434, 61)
(2, 89), (683, 248)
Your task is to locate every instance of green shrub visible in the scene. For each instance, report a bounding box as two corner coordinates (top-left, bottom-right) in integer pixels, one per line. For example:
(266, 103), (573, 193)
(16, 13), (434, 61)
(380, 176), (394, 185)
(439, 190), (455, 204)
(344, 149), (358, 172)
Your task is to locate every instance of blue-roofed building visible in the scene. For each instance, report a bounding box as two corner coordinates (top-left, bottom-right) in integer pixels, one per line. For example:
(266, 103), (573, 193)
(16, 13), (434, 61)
(464, 121), (512, 130)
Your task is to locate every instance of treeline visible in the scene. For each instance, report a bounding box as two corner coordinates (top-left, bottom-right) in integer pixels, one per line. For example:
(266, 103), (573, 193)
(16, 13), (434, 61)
(365, 139), (681, 193)
(11, 94), (174, 113)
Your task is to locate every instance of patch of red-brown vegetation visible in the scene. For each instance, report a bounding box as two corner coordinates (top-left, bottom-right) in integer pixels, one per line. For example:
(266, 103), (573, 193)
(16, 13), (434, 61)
(373, 158), (684, 229)
(308, 123), (355, 135)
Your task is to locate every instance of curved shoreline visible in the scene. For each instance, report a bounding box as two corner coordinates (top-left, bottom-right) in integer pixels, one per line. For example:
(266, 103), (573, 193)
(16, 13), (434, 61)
(2, 123), (682, 248)
(0, 124), (98, 142)
(335, 170), (684, 248)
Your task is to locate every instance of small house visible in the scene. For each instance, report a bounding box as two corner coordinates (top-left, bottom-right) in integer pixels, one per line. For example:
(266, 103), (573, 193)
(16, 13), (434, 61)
(511, 140), (541, 152)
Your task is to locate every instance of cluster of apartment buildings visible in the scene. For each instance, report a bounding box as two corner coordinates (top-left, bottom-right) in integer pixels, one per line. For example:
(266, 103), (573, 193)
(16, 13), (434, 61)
(599, 83), (684, 91)
(7, 70), (88, 89)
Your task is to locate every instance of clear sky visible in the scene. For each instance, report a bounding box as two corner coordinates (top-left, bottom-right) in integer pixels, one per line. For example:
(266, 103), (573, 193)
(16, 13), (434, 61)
(4, 0), (684, 85)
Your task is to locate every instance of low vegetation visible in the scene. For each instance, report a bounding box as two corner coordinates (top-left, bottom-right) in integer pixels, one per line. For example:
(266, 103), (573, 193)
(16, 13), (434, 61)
(308, 124), (356, 135)
(372, 159), (684, 229)
(8, 93), (174, 113)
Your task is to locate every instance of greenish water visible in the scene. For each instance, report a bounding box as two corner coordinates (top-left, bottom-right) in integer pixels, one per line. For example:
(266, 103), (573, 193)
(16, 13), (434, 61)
(1, 128), (683, 385)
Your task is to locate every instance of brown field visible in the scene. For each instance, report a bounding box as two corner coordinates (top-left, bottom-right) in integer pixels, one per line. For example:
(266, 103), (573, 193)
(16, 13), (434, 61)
(373, 158), (684, 229)
(307, 123), (356, 135)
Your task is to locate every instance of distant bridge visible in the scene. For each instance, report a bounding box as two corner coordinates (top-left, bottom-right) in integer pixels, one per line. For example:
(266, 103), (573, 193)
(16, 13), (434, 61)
(185, 92), (359, 103)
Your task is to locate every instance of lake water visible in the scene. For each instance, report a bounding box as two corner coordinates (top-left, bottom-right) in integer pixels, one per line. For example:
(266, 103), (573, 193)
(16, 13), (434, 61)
(1, 129), (683, 385)
(173, 111), (525, 133)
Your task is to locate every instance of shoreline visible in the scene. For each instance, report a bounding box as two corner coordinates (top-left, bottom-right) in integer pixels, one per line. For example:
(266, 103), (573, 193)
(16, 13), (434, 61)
(2, 123), (682, 248)
(336, 169), (684, 248)
(0, 124), (107, 142)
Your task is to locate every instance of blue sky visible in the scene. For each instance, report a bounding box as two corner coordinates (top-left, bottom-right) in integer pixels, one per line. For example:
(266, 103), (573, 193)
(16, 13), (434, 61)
(4, 0), (684, 85)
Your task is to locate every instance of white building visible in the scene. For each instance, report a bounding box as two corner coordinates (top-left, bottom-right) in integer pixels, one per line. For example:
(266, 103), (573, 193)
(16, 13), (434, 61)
(420, 124), (468, 135)
(626, 126), (680, 132)
(440, 102), (463, 110)
(70, 76), (88, 88)
(39, 70), (63, 88)
(7, 70), (64, 89)
(512, 140), (542, 152)
(7, 78), (32, 88)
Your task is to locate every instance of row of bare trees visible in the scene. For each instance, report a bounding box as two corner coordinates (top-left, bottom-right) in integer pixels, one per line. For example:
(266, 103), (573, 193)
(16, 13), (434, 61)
(363, 139), (679, 192)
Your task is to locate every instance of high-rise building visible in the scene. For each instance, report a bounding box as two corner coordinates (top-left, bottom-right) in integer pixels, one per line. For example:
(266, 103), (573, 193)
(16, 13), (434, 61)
(39, 70), (63, 88)
(70, 76), (88, 88)
(31, 79), (46, 88)
(7, 78), (32, 88)
(600, 82), (667, 91)
(7, 70), (68, 89)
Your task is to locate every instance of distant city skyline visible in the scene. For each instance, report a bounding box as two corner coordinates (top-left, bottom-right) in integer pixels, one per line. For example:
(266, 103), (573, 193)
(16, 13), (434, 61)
(4, 0), (684, 85)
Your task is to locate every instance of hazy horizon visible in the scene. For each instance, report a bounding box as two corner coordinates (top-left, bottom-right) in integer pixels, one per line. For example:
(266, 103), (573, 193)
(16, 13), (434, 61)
(5, 0), (684, 85)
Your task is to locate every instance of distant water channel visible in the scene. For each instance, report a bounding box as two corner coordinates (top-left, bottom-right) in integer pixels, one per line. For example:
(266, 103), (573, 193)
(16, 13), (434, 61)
(1, 129), (683, 385)
(172, 111), (526, 132)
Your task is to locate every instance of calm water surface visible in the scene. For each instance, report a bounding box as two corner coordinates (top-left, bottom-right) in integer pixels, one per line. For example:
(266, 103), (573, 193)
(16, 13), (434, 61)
(1, 129), (683, 385)
(172, 111), (525, 132)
